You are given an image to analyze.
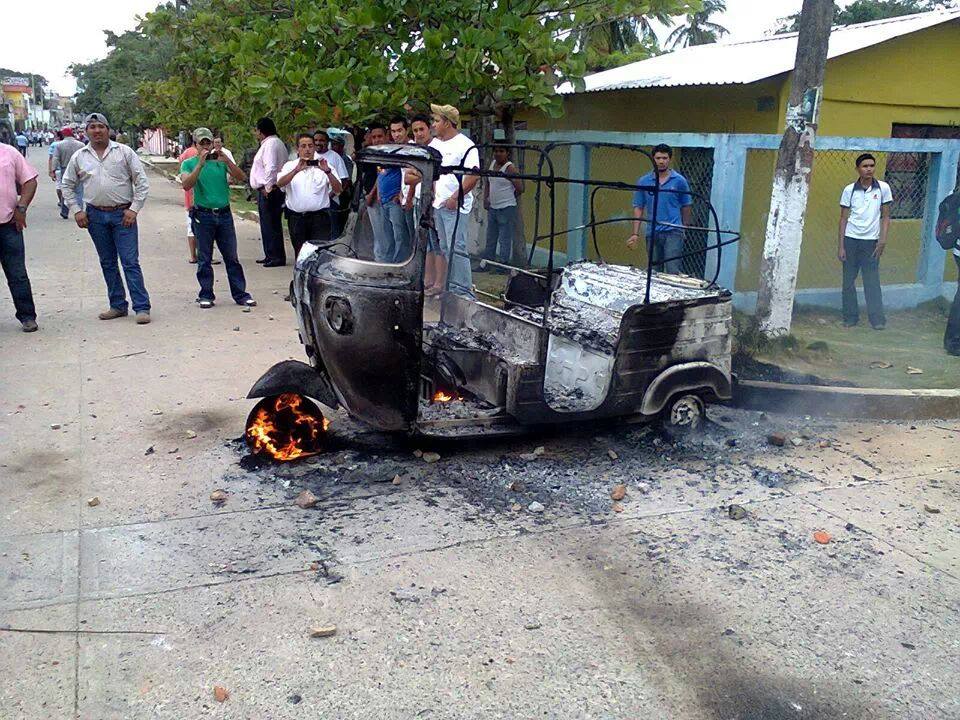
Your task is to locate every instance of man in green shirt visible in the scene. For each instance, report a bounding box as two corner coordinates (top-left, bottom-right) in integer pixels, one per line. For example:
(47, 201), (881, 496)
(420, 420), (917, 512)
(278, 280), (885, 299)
(180, 127), (257, 309)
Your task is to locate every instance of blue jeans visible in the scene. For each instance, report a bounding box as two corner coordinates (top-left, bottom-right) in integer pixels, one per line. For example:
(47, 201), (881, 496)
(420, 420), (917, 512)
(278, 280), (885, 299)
(192, 208), (251, 303)
(483, 205), (517, 263)
(87, 206), (150, 313)
(0, 221), (36, 322)
(435, 207), (473, 298)
(648, 230), (684, 274)
(377, 201), (412, 263)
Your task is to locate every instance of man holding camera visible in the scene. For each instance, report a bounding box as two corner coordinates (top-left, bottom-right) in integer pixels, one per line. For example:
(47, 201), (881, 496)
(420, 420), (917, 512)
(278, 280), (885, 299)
(277, 133), (343, 258)
(180, 127), (257, 310)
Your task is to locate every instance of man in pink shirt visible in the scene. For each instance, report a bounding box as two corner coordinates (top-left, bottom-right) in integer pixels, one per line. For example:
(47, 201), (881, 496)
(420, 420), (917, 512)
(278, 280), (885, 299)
(0, 143), (39, 331)
(249, 117), (289, 266)
(179, 139), (199, 262)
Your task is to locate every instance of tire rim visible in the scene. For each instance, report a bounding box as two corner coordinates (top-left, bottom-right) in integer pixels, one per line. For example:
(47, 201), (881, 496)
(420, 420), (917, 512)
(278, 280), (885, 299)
(670, 395), (703, 428)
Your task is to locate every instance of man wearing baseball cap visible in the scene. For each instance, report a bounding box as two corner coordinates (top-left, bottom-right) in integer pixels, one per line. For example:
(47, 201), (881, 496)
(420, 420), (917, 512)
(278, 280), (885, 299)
(62, 112), (152, 323)
(49, 126), (84, 219)
(180, 127), (257, 309)
(427, 103), (479, 297)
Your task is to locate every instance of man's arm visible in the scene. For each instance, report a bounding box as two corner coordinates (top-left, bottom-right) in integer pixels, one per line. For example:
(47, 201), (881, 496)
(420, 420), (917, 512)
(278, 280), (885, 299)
(838, 206), (850, 262)
(13, 178), (37, 232)
(127, 150), (150, 213)
(276, 161), (301, 189)
(680, 204), (693, 228)
(506, 163), (523, 194)
(263, 139), (285, 193)
(875, 203), (891, 259)
(181, 156), (204, 191)
(61, 156), (81, 215)
(627, 206), (645, 249)
(221, 153), (247, 183)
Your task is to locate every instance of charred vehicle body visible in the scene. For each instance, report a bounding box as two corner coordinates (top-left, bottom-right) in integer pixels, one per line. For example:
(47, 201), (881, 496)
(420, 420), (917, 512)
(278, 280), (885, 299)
(247, 142), (740, 453)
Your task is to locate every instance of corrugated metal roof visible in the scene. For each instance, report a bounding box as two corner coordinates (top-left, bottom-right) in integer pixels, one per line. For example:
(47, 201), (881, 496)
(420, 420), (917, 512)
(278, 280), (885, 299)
(557, 8), (960, 94)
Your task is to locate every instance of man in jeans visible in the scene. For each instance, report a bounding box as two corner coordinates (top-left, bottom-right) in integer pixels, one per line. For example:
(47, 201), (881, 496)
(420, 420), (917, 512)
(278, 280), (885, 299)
(627, 144), (692, 275)
(428, 104), (479, 297)
(62, 112), (152, 324)
(49, 127), (84, 219)
(482, 140), (522, 265)
(0, 141), (39, 331)
(180, 127), (256, 310)
(838, 153), (892, 330)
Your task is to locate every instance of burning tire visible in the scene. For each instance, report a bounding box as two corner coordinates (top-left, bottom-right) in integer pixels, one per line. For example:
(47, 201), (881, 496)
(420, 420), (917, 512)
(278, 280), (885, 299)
(245, 393), (330, 461)
(663, 393), (704, 432)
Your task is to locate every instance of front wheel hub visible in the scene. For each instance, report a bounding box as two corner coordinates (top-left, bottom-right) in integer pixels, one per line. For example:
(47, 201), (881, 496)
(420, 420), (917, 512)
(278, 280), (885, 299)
(668, 394), (704, 429)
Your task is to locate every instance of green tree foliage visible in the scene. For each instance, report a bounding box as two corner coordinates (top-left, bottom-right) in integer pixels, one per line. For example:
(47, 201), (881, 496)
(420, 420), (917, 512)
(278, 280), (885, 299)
(70, 25), (174, 132)
(573, 5), (689, 71)
(665, 0), (728, 49)
(137, 0), (692, 145)
(776, 0), (955, 34)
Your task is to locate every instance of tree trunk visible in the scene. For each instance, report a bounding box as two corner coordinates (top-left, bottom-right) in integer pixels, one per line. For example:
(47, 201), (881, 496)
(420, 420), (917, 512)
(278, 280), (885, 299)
(755, 0), (834, 336)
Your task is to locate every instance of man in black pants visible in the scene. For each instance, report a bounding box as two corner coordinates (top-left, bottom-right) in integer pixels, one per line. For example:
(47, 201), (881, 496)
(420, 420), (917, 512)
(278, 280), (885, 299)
(249, 117), (289, 266)
(277, 133), (342, 258)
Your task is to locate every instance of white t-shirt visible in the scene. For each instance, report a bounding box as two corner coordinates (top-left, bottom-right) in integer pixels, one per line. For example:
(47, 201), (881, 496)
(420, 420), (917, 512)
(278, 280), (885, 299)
(216, 147), (236, 164)
(487, 160), (517, 209)
(430, 133), (480, 215)
(840, 179), (893, 240)
(279, 154), (333, 213)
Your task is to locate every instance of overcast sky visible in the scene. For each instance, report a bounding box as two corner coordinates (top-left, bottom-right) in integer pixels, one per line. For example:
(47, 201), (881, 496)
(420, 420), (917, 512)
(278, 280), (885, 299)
(3, 0), (809, 96)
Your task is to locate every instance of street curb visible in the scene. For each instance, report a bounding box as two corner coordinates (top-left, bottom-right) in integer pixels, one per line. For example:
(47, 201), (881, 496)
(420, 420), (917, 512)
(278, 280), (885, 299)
(140, 157), (260, 224)
(734, 378), (960, 420)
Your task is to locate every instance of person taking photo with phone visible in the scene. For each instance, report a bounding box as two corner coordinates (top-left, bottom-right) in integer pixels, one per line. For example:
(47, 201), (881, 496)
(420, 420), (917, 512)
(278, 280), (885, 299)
(277, 133), (342, 259)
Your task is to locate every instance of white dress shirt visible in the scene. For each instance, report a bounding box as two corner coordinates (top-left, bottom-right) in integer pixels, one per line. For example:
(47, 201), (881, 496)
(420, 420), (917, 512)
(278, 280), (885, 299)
(279, 154), (334, 213)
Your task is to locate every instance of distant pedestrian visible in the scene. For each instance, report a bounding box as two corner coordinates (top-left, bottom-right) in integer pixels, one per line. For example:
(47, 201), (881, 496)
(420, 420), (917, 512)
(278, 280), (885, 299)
(428, 104), (479, 297)
(839, 153), (891, 330)
(482, 140), (522, 265)
(62, 112), (152, 324)
(627, 144), (692, 275)
(178, 137), (199, 262)
(15, 132), (28, 157)
(212, 133), (235, 164)
(180, 127), (256, 310)
(0, 142), (39, 331)
(249, 117), (289, 266)
(277, 133), (342, 258)
(50, 127), (84, 219)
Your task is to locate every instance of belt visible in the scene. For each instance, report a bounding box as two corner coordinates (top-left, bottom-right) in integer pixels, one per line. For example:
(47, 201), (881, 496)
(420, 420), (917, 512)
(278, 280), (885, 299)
(89, 203), (131, 212)
(194, 205), (231, 214)
(286, 208), (329, 217)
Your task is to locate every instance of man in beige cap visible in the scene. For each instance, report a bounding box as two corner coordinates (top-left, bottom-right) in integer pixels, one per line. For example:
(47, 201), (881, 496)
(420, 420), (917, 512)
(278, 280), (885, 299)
(427, 104), (479, 297)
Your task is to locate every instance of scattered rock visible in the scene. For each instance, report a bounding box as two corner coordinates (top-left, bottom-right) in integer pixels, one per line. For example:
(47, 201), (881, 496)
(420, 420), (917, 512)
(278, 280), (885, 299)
(790, 437), (804, 447)
(232, 326), (240, 332)
(901, 641), (916, 650)
(523, 621), (542, 630)
(510, 503), (522, 512)
(392, 475), (402, 486)
(185, 430), (197, 439)
(242, 307), (252, 313)
(509, 480), (526, 493)
(906, 366), (924, 375)
(923, 504), (941, 514)
(413, 449), (423, 458)
(87, 497), (100, 508)
(150, 408), (163, 416)
(870, 360), (893, 369)
(287, 694), (302, 705)
(422, 452), (441, 464)
(294, 490), (318, 509)
(818, 440), (831, 449)
(50, 423), (61, 430)
(767, 433), (787, 447)
(610, 484), (627, 501)
(611, 502), (624, 513)
(533, 446), (546, 456)
(209, 489), (228, 505)
(519, 452), (539, 461)
(213, 686), (229, 702)
(813, 530), (832, 545)
(727, 504), (747, 520)
(309, 561), (320, 571)
(527, 501), (545, 513)
(144, 445), (155, 456)
(391, 588), (421, 604)
(310, 625), (337, 638)
(607, 449), (619, 461)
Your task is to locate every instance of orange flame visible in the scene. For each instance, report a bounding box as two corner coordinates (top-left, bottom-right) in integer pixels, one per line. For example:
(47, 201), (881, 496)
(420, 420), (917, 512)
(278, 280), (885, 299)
(432, 390), (460, 403)
(246, 393), (329, 461)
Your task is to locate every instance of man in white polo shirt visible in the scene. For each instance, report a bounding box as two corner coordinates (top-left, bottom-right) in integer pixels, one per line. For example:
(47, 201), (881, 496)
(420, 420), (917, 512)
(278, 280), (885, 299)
(838, 153), (892, 330)
(277, 133), (342, 258)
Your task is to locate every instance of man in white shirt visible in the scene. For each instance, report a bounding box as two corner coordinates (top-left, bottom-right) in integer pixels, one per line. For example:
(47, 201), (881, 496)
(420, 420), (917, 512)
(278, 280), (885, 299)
(249, 117), (289, 266)
(212, 134), (235, 164)
(428, 104), (480, 298)
(838, 153), (892, 330)
(277, 133), (342, 258)
(312, 129), (350, 238)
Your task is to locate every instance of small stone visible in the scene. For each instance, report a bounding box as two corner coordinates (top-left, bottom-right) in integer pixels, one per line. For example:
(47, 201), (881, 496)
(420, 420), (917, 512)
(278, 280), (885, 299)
(818, 440), (831, 449)
(813, 530), (832, 545)
(294, 490), (318, 509)
(790, 437), (804, 447)
(391, 588), (420, 603)
(610, 484), (627, 501)
(185, 430), (197, 439)
(242, 307), (251, 313)
(213, 686), (229, 702)
(511, 503), (522, 512)
(533, 446), (546, 456)
(209, 489), (228, 505)
(767, 433), (787, 447)
(309, 562), (320, 571)
(727, 504), (747, 520)
(422, 451), (441, 464)
(528, 501), (545, 513)
(151, 408), (163, 416)
(310, 625), (337, 638)
(87, 497), (100, 507)
(232, 326), (240, 332)
(636, 483), (650, 494)
(607, 449), (619, 461)
(413, 449), (423, 458)
(612, 502), (624, 513)
(519, 453), (539, 461)
(287, 694), (303, 705)
(509, 480), (526, 493)
(144, 445), (155, 456)
(392, 475), (402, 485)
(523, 620), (542, 630)
(268, 315), (275, 321)
(923, 504), (941, 514)
(50, 423), (61, 430)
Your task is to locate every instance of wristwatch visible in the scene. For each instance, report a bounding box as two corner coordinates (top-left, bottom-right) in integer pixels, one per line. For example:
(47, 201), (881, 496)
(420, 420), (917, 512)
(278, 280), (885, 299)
(15, 205), (27, 214)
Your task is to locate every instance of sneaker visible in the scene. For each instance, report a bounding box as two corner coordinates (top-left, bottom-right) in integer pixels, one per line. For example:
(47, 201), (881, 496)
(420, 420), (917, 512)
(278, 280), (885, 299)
(59, 204), (68, 219)
(21, 319), (39, 332)
(872, 323), (886, 331)
(198, 299), (214, 309)
(98, 308), (128, 320)
(243, 298), (257, 307)
(135, 312), (151, 325)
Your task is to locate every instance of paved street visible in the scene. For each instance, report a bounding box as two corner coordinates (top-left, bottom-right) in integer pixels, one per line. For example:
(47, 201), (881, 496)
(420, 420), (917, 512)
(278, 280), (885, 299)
(1, 147), (959, 719)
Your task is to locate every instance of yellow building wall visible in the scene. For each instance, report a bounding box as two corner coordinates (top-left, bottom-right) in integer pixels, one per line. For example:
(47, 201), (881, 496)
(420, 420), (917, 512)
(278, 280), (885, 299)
(520, 21), (960, 289)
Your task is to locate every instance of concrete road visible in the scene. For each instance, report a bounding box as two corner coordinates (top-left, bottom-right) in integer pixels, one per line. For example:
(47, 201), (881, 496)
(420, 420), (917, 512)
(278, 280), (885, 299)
(1, 146), (958, 719)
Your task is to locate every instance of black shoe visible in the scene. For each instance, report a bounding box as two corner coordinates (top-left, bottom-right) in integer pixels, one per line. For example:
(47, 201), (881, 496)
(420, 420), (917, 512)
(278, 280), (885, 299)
(947, 347), (960, 357)
(255, 258), (267, 264)
(872, 323), (886, 331)
(21, 319), (39, 332)
(263, 260), (286, 267)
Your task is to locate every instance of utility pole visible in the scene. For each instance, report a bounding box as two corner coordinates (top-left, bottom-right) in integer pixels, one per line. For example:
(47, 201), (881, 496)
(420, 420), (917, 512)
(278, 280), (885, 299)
(755, 0), (835, 336)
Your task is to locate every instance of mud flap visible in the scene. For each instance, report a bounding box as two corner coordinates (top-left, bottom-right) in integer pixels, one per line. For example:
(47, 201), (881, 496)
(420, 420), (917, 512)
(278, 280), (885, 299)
(247, 360), (339, 410)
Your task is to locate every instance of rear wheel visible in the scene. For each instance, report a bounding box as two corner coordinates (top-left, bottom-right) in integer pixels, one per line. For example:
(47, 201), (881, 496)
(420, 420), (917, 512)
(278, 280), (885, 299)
(663, 393), (705, 432)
